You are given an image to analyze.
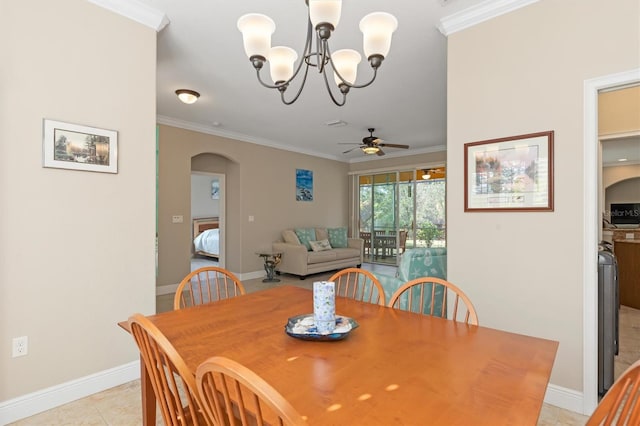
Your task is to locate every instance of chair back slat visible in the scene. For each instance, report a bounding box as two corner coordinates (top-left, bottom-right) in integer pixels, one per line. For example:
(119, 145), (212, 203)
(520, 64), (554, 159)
(128, 314), (206, 425)
(174, 266), (246, 310)
(388, 277), (478, 325)
(588, 359), (640, 425)
(328, 268), (386, 306)
(196, 356), (307, 426)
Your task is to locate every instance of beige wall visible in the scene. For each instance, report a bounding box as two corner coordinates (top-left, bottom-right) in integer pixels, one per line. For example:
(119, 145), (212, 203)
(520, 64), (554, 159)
(446, 0), (639, 394)
(599, 85), (640, 135)
(604, 164), (640, 188)
(0, 0), (156, 402)
(157, 125), (350, 287)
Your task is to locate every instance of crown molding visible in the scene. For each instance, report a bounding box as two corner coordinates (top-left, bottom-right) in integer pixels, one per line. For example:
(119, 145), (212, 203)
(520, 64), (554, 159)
(156, 115), (344, 162)
(87, 0), (169, 32)
(438, 0), (539, 36)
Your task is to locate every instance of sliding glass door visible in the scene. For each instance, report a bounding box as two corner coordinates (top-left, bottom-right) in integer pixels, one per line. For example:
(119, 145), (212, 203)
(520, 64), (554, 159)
(357, 167), (446, 265)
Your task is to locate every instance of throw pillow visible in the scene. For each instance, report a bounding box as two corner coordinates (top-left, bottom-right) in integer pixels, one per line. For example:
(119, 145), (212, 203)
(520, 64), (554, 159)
(309, 239), (332, 252)
(327, 227), (348, 248)
(294, 228), (316, 251)
(315, 227), (328, 241)
(282, 229), (300, 245)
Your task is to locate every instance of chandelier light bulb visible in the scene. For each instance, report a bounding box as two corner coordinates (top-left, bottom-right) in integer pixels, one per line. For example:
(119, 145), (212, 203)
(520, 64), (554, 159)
(332, 49), (361, 86)
(269, 46), (298, 83)
(359, 12), (398, 59)
(309, 0), (342, 29)
(237, 13), (276, 59)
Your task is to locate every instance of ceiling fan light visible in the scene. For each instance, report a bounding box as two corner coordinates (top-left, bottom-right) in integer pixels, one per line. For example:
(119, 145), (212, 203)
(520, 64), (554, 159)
(269, 46), (298, 83)
(359, 12), (398, 59)
(309, 0), (342, 29)
(175, 89), (200, 104)
(363, 146), (379, 155)
(422, 173), (431, 180)
(237, 13), (276, 59)
(332, 49), (361, 86)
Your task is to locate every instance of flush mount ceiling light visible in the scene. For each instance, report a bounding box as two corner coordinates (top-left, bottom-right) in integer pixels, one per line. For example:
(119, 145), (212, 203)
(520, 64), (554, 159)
(237, 1), (398, 106)
(175, 89), (200, 104)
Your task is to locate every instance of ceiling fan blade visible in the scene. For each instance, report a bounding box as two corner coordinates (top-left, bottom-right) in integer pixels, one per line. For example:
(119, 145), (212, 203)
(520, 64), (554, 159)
(376, 148), (386, 156)
(379, 143), (409, 149)
(342, 146), (360, 154)
(337, 142), (362, 145)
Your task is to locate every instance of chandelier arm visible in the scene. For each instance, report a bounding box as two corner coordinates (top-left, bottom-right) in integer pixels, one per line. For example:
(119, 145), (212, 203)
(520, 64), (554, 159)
(287, 18), (315, 83)
(317, 35), (329, 74)
(321, 66), (347, 107)
(253, 19), (314, 90)
(281, 61), (312, 105)
(255, 70), (285, 90)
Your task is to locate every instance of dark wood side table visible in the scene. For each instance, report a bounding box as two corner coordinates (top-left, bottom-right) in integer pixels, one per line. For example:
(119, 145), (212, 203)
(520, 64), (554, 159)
(256, 251), (282, 282)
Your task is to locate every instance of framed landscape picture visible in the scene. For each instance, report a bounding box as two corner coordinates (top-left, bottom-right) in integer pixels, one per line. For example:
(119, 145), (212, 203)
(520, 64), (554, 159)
(464, 131), (554, 212)
(43, 119), (118, 173)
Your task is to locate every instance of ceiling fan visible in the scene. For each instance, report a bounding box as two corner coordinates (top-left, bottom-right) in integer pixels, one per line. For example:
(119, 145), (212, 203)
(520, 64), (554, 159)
(421, 168), (445, 179)
(339, 128), (409, 156)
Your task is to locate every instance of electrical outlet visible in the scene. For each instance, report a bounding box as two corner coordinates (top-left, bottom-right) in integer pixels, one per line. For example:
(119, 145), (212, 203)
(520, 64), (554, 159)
(172, 215), (183, 224)
(12, 336), (28, 357)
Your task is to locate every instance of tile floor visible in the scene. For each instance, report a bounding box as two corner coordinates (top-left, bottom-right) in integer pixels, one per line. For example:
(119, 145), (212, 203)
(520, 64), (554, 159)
(11, 262), (640, 425)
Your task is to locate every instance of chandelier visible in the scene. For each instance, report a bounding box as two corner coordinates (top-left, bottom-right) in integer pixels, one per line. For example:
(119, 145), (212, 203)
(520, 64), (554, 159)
(237, 0), (398, 106)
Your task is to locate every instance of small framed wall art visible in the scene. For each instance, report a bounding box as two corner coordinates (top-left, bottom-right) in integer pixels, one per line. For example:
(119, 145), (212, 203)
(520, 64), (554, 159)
(43, 119), (118, 173)
(464, 130), (554, 212)
(295, 168), (313, 201)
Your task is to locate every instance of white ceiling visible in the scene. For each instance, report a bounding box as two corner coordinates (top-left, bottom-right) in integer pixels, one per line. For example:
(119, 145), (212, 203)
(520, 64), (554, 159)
(601, 135), (640, 167)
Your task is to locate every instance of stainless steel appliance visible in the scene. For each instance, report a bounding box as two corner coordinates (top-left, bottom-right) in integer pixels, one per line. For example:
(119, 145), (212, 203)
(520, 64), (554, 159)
(598, 246), (619, 397)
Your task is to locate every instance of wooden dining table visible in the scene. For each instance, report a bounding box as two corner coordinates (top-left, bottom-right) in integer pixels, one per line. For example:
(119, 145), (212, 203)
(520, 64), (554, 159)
(120, 285), (558, 425)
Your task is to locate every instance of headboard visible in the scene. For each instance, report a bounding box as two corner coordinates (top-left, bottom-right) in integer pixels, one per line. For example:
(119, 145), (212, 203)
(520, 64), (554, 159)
(193, 217), (219, 239)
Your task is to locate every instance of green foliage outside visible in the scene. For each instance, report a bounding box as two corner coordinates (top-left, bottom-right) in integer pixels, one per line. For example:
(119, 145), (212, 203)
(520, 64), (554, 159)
(360, 175), (446, 247)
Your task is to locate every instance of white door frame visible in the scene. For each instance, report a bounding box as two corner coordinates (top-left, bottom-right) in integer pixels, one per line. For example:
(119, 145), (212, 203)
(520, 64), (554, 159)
(582, 68), (640, 414)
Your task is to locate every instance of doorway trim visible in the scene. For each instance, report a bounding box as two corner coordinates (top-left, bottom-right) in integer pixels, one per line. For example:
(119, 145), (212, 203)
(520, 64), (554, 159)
(583, 67), (640, 414)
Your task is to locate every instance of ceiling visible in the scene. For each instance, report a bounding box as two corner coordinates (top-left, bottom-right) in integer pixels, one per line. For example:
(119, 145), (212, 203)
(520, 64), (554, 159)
(99, 0), (493, 162)
(92, 0), (640, 165)
(601, 135), (640, 167)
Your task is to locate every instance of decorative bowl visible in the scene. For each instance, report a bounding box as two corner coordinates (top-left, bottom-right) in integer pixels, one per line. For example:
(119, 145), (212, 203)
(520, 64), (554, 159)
(285, 314), (358, 341)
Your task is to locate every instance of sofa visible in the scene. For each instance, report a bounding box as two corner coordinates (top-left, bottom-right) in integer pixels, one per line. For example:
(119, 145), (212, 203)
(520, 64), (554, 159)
(375, 247), (447, 303)
(272, 227), (363, 279)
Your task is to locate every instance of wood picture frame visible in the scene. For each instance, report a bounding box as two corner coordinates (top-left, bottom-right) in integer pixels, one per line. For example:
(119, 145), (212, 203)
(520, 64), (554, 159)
(464, 131), (554, 212)
(43, 119), (118, 173)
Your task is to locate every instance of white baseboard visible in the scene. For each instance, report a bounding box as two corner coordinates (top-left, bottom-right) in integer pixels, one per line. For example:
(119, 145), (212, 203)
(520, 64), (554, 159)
(237, 270), (266, 281)
(155, 270), (265, 296)
(544, 383), (586, 415)
(0, 361), (140, 425)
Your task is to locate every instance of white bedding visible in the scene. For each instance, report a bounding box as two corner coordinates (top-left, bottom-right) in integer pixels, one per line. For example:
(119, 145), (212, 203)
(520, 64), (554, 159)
(194, 228), (219, 256)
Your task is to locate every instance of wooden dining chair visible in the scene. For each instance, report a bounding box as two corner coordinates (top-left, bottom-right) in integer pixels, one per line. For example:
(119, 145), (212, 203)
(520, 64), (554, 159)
(174, 266), (246, 310)
(328, 267), (386, 306)
(196, 356), (307, 426)
(127, 314), (207, 426)
(388, 277), (478, 325)
(587, 359), (640, 425)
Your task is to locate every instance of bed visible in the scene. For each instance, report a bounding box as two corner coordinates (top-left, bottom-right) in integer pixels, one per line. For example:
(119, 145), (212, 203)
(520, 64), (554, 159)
(193, 217), (220, 258)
